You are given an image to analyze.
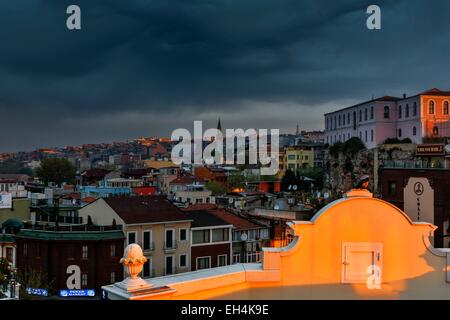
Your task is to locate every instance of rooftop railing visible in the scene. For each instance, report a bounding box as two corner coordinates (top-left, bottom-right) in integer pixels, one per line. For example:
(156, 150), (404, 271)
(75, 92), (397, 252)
(382, 160), (449, 169)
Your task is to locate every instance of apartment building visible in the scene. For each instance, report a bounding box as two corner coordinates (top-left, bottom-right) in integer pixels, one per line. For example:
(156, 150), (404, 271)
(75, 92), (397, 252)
(78, 196), (193, 277)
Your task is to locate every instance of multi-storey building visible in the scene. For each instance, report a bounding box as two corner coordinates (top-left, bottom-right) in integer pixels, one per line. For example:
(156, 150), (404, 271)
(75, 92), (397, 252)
(78, 196), (193, 278)
(324, 88), (450, 149)
(15, 225), (124, 295)
(284, 145), (315, 171)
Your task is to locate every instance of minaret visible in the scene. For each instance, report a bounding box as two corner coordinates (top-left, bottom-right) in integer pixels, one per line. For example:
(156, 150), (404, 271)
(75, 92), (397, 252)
(217, 117), (222, 132)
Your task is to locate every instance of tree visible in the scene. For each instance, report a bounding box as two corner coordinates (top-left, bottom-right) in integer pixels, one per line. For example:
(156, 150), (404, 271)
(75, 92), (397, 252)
(36, 158), (76, 186)
(17, 267), (53, 300)
(205, 181), (227, 195)
(0, 258), (10, 291)
(343, 137), (366, 157)
(227, 172), (246, 191)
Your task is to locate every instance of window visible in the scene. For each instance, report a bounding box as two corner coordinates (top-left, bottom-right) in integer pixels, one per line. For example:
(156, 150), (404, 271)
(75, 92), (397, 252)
(110, 272), (115, 283)
(413, 126), (417, 136)
(364, 130), (367, 142)
(212, 228), (229, 242)
(388, 181), (396, 195)
(143, 258), (151, 277)
(364, 108), (368, 121)
(179, 228), (188, 242)
(433, 126), (439, 136)
(287, 155), (295, 160)
(260, 228), (269, 239)
(384, 106), (390, 119)
(398, 128), (402, 137)
(192, 230), (210, 244)
(196, 257), (211, 270)
(359, 109), (362, 122)
(371, 130), (374, 142)
(143, 230), (152, 251)
(82, 273), (88, 287)
(6, 247), (13, 263)
(248, 229), (257, 240)
(347, 113), (350, 124)
(217, 255), (227, 267)
(405, 104), (409, 117)
(370, 106), (374, 119)
(165, 229), (175, 249)
(165, 256), (175, 275)
(398, 105), (402, 119)
(338, 114), (341, 126)
(127, 232), (136, 245)
(429, 100), (435, 114)
(413, 102), (417, 116)
(444, 101), (449, 115)
(23, 243), (27, 257)
(82, 245), (88, 259)
(179, 254), (188, 268)
(341, 242), (382, 284)
(359, 132), (362, 139)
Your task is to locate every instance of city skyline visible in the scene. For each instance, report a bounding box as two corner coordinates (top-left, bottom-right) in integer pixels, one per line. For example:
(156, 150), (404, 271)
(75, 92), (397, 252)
(2, 1), (450, 152)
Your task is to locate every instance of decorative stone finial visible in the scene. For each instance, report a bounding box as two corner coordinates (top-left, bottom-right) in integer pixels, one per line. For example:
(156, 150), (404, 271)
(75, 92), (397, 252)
(120, 243), (147, 279)
(115, 243), (152, 292)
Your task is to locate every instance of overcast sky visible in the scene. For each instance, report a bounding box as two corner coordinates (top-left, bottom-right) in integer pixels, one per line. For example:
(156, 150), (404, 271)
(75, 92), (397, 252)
(1, 0), (450, 152)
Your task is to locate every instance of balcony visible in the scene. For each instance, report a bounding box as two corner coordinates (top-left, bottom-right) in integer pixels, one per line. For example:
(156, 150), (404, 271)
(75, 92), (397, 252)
(35, 214), (83, 224)
(163, 240), (178, 252)
(383, 160), (448, 170)
(142, 241), (155, 252)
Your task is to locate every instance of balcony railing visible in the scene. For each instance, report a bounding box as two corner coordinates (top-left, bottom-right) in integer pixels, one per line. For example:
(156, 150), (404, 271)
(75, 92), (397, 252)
(142, 241), (155, 252)
(23, 223), (123, 232)
(35, 214), (83, 224)
(245, 251), (262, 263)
(163, 240), (178, 251)
(383, 160), (448, 169)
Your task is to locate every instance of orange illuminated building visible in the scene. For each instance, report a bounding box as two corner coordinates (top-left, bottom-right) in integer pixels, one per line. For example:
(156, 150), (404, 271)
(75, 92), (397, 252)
(103, 188), (450, 300)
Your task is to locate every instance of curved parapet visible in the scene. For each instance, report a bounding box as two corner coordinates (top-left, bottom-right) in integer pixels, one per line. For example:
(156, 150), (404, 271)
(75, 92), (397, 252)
(103, 189), (450, 300)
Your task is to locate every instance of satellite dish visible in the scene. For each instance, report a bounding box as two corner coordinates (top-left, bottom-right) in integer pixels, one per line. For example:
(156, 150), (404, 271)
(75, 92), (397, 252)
(228, 198), (234, 204)
(292, 185), (298, 191)
(240, 233), (248, 241)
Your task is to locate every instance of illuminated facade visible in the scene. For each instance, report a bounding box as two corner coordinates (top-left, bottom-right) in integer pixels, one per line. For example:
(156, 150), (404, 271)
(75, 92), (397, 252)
(103, 189), (450, 300)
(325, 88), (450, 149)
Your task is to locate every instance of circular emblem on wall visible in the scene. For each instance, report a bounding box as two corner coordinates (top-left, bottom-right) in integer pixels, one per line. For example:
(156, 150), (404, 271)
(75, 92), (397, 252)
(414, 182), (424, 196)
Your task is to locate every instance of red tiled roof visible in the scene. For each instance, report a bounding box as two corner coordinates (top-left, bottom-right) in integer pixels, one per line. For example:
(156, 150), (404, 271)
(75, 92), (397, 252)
(183, 205), (262, 230)
(81, 197), (96, 204)
(104, 196), (192, 224)
(420, 88), (450, 96)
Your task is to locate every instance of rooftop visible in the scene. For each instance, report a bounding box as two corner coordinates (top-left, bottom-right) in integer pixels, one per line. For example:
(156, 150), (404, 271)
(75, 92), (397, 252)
(103, 195), (192, 224)
(15, 229), (124, 241)
(183, 205), (263, 230)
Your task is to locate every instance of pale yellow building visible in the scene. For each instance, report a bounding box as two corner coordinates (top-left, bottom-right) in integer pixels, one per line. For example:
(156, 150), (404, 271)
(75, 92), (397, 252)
(79, 196), (193, 278)
(284, 146), (314, 172)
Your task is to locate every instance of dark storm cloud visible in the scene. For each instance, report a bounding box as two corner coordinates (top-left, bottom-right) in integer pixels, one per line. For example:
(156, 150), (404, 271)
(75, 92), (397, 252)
(1, 0), (450, 151)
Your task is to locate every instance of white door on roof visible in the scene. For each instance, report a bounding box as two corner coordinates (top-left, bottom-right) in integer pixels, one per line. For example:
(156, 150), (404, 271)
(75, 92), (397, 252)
(341, 242), (382, 284)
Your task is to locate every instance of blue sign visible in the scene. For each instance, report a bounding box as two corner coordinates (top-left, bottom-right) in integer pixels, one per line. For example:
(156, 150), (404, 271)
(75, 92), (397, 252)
(59, 289), (95, 297)
(26, 287), (49, 297)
